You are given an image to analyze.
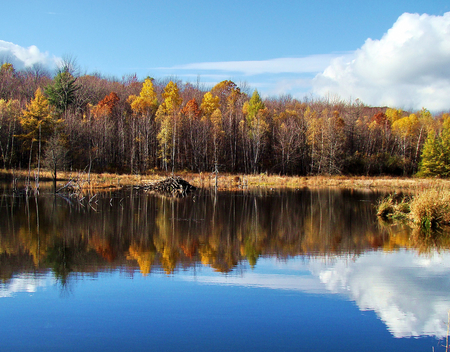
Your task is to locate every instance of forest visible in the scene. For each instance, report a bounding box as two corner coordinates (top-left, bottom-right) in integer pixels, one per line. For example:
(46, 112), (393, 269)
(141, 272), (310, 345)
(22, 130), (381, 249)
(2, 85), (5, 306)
(1, 60), (450, 177)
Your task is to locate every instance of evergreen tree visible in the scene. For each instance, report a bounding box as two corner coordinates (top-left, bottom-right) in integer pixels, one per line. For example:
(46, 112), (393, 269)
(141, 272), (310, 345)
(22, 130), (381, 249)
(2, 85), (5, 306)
(418, 115), (450, 177)
(45, 68), (78, 115)
(418, 130), (442, 177)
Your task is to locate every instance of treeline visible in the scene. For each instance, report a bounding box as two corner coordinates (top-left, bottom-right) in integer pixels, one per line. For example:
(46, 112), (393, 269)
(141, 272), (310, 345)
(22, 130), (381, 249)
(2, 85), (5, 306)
(1, 61), (449, 176)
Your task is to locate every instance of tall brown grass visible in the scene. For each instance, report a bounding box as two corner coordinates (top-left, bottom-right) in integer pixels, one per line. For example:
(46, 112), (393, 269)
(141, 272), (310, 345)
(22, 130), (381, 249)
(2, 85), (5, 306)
(409, 188), (450, 230)
(377, 187), (450, 231)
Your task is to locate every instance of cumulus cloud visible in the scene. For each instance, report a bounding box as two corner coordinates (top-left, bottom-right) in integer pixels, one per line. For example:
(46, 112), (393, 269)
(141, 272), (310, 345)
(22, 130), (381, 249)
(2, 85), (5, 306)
(0, 40), (61, 71)
(313, 12), (450, 111)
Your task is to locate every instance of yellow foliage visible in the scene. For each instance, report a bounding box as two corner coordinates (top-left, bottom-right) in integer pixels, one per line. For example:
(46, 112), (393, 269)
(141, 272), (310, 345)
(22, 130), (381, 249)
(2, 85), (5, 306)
(161, 81), (182, 115)
(19, 88), (55, 143)
(385, 108), (403, 124)
(392, 113), (419, 139)
(200, 92), (220, 117)
(0, 62), (14, 74)
(128, 77), (158, 115)
(0, 98), (21, 118)
(210, 108), (223, 134)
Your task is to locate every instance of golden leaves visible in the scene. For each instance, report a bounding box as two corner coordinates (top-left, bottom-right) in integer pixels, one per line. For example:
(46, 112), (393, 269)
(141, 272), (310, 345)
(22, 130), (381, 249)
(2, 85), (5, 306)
(127, 78), (158, 116)
(200, 92), (219, 117)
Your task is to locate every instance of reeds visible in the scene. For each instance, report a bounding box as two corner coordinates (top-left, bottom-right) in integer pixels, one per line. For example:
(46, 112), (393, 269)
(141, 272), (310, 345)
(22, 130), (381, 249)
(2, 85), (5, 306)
(377, 188), (450, 230)
(376, 194), (410, 220)
(409, 188), (450, 230)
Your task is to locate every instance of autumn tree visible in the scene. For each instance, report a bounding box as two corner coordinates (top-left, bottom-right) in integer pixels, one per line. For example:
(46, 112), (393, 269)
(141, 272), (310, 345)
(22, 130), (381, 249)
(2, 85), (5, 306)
(18, 88), (57, 166)
(242, 90), (268, 173)
(211, 80), (243, 171)
(87, 92), (121, 171)
(392, 108), (433, 173)
(180, 98), (202, 171)
(0, 98), (21, 168)
(273, 108), (305, 174)
(210, 108), (223, 173)
(127, 77), (158, 115)
(127, 78), (159, 172)
(91, 92), (120, 119)
(200, 92), (221, 171)
(0, 63), (17, 100)
(155, 81), (182, 171)
(305, 108), (346, 174)
(385, 108), (403, 125)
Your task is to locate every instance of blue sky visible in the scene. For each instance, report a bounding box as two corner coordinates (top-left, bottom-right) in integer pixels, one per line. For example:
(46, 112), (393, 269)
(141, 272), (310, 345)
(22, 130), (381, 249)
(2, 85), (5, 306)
(1, 0), (450, 110)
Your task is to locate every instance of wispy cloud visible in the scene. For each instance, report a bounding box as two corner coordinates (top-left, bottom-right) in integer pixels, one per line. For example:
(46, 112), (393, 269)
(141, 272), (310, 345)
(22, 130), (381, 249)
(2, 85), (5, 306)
(161, 54), (345, 76)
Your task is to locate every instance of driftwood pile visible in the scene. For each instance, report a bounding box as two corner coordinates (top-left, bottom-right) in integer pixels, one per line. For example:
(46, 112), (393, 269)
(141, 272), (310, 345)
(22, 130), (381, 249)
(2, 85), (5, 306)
(138, 177), (196, 197)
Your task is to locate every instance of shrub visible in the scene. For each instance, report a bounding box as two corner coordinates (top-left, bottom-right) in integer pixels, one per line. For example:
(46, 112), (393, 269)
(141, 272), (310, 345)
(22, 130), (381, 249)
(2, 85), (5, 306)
(409, 189), (450, 230)
(376, 194), (410, 220)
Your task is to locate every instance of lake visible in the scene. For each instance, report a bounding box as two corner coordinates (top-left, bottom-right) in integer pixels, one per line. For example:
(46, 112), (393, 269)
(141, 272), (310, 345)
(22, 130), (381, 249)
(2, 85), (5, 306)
(0, 186), (449, 351)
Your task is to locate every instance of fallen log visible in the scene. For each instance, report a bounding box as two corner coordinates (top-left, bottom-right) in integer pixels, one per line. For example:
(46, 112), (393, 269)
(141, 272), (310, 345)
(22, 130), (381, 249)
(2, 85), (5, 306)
(136, 177), (196, 197)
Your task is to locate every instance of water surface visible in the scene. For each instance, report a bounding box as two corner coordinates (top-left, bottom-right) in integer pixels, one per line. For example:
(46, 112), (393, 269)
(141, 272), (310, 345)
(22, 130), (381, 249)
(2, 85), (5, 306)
(0, 187), (449, 351)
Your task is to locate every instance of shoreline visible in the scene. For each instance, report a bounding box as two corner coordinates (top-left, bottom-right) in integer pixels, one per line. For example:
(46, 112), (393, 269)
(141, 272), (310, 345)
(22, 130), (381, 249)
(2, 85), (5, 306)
(1, 169), (449, 192)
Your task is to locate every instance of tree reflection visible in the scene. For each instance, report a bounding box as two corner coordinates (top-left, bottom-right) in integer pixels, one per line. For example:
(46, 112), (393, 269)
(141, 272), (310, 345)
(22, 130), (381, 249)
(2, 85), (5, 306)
(45, 239), (73, 286)
(0, 188), (449, 279)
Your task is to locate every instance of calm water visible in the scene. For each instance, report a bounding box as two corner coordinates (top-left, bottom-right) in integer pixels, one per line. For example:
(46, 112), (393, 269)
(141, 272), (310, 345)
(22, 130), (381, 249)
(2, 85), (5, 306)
(0, 186), (449, 351)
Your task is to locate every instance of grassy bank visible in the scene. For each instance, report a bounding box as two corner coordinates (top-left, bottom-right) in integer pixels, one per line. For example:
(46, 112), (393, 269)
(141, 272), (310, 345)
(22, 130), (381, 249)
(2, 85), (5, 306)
(1, 168), (450, 192)
(377, 188), (450, 230)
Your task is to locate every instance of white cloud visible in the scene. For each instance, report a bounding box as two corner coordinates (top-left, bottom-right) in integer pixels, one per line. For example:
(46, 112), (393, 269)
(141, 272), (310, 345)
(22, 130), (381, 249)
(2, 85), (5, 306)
(313, 12), (450, 111)
(0, 40), (61, 71)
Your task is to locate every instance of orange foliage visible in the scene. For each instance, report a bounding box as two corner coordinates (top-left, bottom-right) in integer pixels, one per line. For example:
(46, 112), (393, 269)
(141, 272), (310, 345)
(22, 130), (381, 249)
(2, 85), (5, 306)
(371, 112), (390, 128)
(91, 92), (120, 119)
(180, 98), (201, 119)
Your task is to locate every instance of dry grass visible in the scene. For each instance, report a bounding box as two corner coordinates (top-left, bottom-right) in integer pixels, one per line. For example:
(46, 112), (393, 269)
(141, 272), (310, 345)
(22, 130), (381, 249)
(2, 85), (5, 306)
(2, 168), (450, 193)
(376, 194), (411, 220)
(377, 185), (450, 232)
(409, 188), (450, 230)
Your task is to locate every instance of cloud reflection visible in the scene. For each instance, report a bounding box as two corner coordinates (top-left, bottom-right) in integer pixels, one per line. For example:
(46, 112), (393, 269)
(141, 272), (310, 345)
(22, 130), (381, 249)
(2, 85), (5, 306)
(188, 251), (450, 339)
(0, 273), (54, 298)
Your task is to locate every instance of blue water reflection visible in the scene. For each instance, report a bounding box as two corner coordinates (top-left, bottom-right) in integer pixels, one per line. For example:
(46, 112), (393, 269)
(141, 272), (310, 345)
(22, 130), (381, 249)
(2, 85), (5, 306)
(1, 187), (449, 351)
(1, 250), (448, 351)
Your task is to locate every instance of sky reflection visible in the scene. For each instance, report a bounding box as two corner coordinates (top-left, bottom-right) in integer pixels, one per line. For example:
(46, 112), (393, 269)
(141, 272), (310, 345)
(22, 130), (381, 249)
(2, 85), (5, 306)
(183, 250), (450, 339)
